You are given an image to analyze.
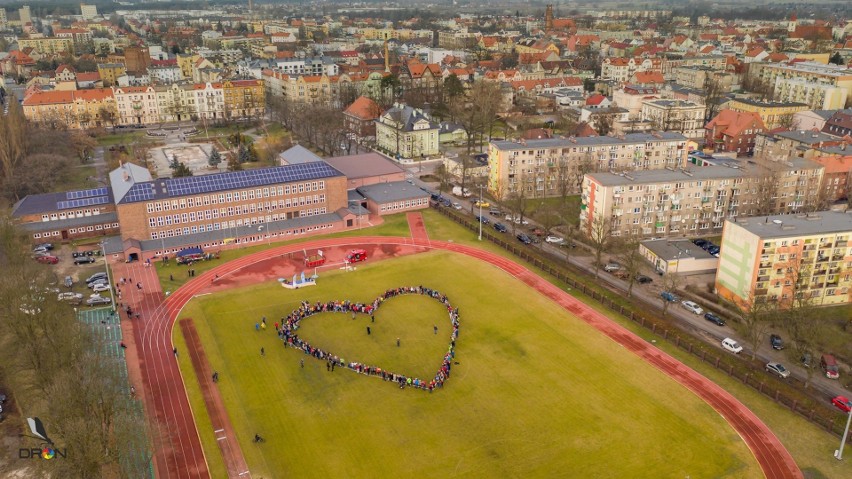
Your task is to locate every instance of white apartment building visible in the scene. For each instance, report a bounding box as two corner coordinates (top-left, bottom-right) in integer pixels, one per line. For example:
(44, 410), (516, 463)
(487, 132), (688, 198)
(773, 78), (849, 110)
(273, 57), (339, 77)
(640, 99), (706, 139)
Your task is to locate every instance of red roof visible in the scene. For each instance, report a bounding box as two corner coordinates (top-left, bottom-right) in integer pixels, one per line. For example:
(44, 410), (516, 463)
(705, 110), (765, 138)
(586, 94), (607, 106)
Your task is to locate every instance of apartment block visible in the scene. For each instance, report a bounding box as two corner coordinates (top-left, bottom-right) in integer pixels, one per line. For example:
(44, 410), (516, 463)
(716, 211), (852, 309)
(640, 99), (705, 139)
(726, 98), (809, 129)
(487, 133), (688, 198)
(18, 37), (74, 55)
(580, 160), (825, 239)
(757, 61), (852, 109)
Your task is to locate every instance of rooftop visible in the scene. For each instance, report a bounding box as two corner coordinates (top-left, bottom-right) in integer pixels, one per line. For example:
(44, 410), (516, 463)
(490, 132), (686, 151)
(729, 211), (852, 239)
(641, 238), (718, 262)
(324, 153), (404, 180)
(587, 165), (747, 187)
(356, 181), (430, 204)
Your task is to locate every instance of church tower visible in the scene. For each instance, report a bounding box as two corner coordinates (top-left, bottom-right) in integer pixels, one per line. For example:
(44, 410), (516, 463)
(545, 4), (554, 31)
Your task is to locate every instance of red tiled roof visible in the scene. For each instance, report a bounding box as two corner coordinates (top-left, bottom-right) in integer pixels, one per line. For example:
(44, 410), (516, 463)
(705, 109), (765, 138)
(344, 96), (380, 120)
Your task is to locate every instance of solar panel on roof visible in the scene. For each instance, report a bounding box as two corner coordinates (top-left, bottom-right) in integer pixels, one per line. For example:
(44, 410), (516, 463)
(57, 195), (109, 210)
(164, 163), (340, 198)
(66, 187), (108, 200)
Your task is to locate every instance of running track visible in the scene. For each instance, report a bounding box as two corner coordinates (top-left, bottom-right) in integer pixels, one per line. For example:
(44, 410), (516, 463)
(120, 234), (801, 479)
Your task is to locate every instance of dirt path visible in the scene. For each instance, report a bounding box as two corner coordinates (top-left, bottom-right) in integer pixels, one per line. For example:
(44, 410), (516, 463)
(134, 236), (800, 479)
(179, 319), (250, 478)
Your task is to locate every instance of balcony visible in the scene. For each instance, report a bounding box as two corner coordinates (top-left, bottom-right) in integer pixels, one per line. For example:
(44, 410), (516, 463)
(759, 262), (772, 268)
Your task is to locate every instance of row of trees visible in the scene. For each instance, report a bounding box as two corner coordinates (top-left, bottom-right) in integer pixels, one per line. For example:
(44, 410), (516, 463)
(0, 218), (152, 478)
(267, 97), (346, 156)
(0, 102), (99, 205)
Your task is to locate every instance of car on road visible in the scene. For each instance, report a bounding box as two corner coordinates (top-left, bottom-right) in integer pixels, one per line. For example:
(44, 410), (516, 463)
(704, 312), (725, 326)
(493, 222), (508, 233)
(474, 214), (490, 224)
(603, 262), (621, 272)
(770, 334), (784, 350)
(506, 215), (529, 225)
(452, 202), (462, 210)
(635, 275), (653, 284)
(721, 337), (743, 354)
(821, 354), (840, 379)
(92, 283), (111, 293)
(489, 208), (502, 216)
(35, 255), (59, 264)
(660, 291), (679, 302)
(516, 233), (533, 245)
(681, 300), (704, 315)
(831, 396), (852, 412)
(765, 362), (791, 379)
(441, 199), (452, 207)
(86, 296), (111, 306)
(473, 200), (490, 208)
(545, 235), (565, 245)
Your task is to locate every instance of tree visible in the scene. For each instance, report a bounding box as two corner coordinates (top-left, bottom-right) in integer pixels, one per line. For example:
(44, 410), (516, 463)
(829, 52), (845, 66)
(379, 74), (402, 108)
(658, 273), (681, 317)
(172, 161), (193, 177)
(443, 74), (465, 99)
(729, 294), (776, 360)
(780, 260), (824, 388)
(69, 130), (97, 163)
(208, 149), (223, 168)
(169, 154), (180, 170)
(614, 233), (644, 298)
(588, 214), (613, 279)
(227, 156), (243, 171)
(237, 144), (251, 164)
(434, 163), (452, 195)
(595, 110), (617, 136)
(703, 76), (725, 121)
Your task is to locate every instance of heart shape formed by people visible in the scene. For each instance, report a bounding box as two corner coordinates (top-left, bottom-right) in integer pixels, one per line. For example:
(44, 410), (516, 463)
(277, 286), (459, 392)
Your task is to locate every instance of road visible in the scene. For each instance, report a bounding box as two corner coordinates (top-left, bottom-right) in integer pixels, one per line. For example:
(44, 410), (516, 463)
(433, 186), (849, 405)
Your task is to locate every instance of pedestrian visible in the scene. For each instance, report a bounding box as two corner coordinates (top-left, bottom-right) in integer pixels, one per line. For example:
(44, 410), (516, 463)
(262, 317), (266, 325)
(366, 326), (371, 335)
(130, 385), (136, 396)
(173, 347), (178, 357)
(300, 359), (304, 368)
(136, 282), (142, 290)
(260, 347), (265, 356)
(331, 362), (335, 372)
(255, 323), (260, 331)
(371, 314), (375, 323)
(261, 322), (266, 330)
(169, 274), (173, 281)
(433, 325), (438, 335)
(326, 361), (330, 371)
(396, 337), (400, 347)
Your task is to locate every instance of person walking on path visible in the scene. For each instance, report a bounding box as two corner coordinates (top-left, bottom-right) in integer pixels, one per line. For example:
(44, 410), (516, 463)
(260, 347), (265, 356)
(300, 359), (304, 368)
(173, 347), (178, 357)
(136, 282), (142, 290)
(212, 371), (219, 382)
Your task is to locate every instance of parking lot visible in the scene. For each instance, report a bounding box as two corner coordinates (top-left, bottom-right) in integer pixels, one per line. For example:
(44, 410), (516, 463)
(32, 243), (114, 307)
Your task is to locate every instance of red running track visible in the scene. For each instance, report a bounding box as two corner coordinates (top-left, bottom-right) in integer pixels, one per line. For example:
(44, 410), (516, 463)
(130, 235), (801, 479)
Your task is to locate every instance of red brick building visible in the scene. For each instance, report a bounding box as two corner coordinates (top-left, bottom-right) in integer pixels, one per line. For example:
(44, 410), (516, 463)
(704, 109), (766, 155)
(343, 96), (380, 140)
(12, 187), (121, 243)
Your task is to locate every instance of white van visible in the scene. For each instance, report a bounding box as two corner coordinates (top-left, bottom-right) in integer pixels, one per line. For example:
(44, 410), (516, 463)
(721, 337), (743, 354)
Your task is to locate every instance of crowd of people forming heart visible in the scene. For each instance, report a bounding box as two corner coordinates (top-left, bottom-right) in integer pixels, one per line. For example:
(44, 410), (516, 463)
(274, 286), (459, 392)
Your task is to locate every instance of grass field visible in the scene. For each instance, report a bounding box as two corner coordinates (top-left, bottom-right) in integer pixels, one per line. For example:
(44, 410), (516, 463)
(175, 250), (759, 478)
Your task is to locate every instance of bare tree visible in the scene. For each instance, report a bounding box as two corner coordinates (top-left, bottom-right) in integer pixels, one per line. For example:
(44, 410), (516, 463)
(615, 233), (644, 298)
(588, 214), (613, 279)
(729, 294), (776, 360)
(659, 272), (681, 317)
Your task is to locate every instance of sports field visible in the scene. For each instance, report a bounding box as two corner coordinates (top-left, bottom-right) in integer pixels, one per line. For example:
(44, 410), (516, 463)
(175, 250), (760, 478)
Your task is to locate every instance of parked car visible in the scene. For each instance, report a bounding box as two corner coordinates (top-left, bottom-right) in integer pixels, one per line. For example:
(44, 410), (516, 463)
(92, 283), (111, 293)
(488, 208), (502, 216)
(692, 239), (709, 248)
(603, 262), (621, 273)
(704, 312), (725, 326)
(35, 255), (59, 264)
(74, 256), (96, 265)
(769, 334), (784, 350)
(721, 337), (743, 354)
(474, 215), (490, 225)
(86, 273), (107, 284)
(681, 301), (704, 315)
(86, 296), (111, 306)
(765, 362), (791, 379)
(707, 245), (721, 257)
(493, 222), (508, 233)
(35, 243), (54, 251)
(821, 354), (840, 379)
(88, 279), (108, 289)
(32, 246), (50, 255)
(700, 242), (715, 252)
(516, 233), (533, 245)
(832, 396), (852, 413)
(545, 235), (565, 245)
(660, 291), (679, 302)
(473, 200), (490, 208)
(801, 353), (812, 368)
(635, 275), (653, 284)
(452, 202), (462, 210)
(64, 276), (73, 288)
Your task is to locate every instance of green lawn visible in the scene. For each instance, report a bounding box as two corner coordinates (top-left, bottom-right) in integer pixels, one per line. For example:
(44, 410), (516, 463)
(97, 130), (147, 146)
(61, 164), (98, 191)
(175, 251), (759, 479)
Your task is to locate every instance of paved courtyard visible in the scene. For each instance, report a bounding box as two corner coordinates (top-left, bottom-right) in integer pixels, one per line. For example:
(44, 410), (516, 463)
(150, 142), (226, 177)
